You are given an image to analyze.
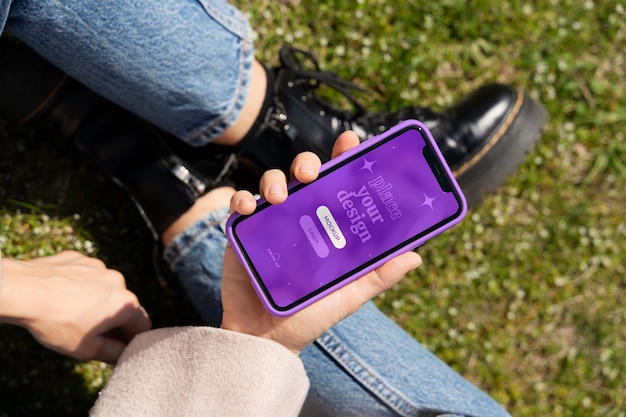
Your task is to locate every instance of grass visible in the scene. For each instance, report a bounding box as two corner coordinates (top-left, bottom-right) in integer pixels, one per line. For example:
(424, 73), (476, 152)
(1, 0), (625, 416)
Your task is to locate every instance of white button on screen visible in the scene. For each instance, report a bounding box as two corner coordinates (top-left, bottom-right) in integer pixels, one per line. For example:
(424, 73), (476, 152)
(316, 205), (346, 249)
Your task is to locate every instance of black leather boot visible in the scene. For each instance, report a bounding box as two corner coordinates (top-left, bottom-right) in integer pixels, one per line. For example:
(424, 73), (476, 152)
(234, 46), (548, 208)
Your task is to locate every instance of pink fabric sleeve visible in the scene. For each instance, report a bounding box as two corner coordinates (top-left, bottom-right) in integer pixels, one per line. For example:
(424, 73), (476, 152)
(90, 326), (309, 417)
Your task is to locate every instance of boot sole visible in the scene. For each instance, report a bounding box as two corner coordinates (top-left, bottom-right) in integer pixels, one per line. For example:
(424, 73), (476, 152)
(452, 89), (548, 209)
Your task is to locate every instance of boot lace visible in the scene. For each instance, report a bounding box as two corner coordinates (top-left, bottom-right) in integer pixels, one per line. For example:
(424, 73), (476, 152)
(279, 46), (367, 119)
(277, 46), (442, 139)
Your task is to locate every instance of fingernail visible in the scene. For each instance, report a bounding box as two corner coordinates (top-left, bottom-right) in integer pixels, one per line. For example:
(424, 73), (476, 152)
(234, 196), (246, 209)
(299, 161), (315, 174)
(268, 183), (283, 196)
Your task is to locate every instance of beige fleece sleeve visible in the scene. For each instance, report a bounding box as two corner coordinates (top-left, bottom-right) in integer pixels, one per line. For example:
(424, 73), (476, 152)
(90, 326), (310, 417)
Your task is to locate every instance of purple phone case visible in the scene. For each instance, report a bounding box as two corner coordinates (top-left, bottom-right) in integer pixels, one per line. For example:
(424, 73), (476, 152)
(226, 120), (467, 316)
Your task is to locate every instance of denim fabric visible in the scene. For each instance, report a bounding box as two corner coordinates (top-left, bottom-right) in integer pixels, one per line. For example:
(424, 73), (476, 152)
(3, 0), (254, 146)
(163, 206), (231, 328)
(165, 208), (511, 417)
(0, 1), (9, 34)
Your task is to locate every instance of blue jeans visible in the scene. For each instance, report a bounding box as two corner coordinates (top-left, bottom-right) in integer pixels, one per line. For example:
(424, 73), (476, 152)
(3, 1), (510, 415)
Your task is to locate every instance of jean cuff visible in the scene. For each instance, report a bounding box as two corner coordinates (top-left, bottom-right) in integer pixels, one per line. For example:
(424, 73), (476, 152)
(163, 205), (230, 268)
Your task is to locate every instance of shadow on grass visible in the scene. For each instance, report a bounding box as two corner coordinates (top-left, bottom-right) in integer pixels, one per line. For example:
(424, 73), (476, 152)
(1, 118), (202, 415)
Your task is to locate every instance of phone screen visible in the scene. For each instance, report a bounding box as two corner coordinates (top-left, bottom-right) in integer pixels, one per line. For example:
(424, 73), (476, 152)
(227, 121), (466, 314)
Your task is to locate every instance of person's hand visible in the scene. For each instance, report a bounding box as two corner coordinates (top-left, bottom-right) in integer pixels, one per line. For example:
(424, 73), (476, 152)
(221, 131), (422, 354)
(0, 251), (151, 363)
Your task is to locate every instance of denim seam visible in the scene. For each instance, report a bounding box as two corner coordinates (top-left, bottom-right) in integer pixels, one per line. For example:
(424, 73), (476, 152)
(317, 331), (421, 416)
(196, 0), (247, 36)
(316, 332), (464, 417)
(188, 13), (254, 146)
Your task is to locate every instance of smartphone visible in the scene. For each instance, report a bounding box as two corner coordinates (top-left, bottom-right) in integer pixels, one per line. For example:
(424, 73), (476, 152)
(226, 120), (467, 316)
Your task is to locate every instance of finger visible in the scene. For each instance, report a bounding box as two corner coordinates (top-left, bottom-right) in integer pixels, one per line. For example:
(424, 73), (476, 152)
(338, 252), (422, 316)
(259, 169), (288, 204)
(118, 305), (152, 342)
(360, 251), (422, 297)
(89, 300), (151, 362)
(290, 151), (321, 183)
(92, 336), (128, 364)
(331, 130), (361, 159)
(230, 190), (257, 215)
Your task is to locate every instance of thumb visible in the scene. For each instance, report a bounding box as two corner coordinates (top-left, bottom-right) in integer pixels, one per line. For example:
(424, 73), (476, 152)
(352, 251), (422, 307)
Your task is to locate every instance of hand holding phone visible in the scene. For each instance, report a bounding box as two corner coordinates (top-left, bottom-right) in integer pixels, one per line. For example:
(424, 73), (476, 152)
(227, 120), (467, 317)
(221, 131), (423, 353)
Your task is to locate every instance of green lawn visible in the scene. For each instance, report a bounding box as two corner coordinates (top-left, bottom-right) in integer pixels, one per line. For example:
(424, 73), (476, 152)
(1, 1), (625, 416)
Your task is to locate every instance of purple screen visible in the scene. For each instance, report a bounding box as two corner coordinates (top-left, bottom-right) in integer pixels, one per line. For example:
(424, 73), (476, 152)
(230, 124), (464, 311)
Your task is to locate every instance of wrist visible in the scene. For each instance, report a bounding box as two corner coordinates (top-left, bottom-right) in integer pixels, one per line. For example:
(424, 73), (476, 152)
(0, 258), (42, 327)
(220, 321), (302, 356)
